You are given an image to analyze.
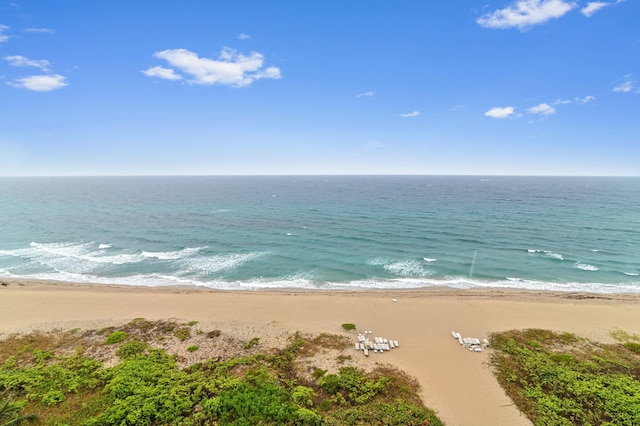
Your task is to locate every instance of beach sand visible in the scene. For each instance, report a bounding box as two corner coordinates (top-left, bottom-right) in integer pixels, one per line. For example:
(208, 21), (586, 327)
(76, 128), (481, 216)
(1, 279), (639, 426)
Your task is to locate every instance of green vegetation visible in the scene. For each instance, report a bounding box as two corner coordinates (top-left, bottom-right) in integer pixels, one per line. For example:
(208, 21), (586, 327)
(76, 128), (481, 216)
(115, 340), (147, 360)
(341, 323), (356, 331)
(243, 337), (260, 350)
(0, 395), (38, 425)
(187, 345), (199, 353)
(104, 331), (126, 345)
(173, 327), (191, 341)
(490, 328), (640, 425)
(207, 329), (221, 338)
(0, 321), (441, 425)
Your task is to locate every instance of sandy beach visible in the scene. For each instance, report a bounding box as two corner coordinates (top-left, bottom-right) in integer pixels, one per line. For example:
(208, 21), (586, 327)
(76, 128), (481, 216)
(1, 279), (639, 426)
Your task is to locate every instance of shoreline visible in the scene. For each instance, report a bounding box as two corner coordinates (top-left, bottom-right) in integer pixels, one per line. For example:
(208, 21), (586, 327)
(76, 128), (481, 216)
(2, 278), (640, 425)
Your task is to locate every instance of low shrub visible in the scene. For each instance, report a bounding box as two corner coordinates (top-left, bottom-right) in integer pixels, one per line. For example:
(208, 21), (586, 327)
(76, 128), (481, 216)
(173, 328), (191, 341)
(490, 329), (640, 425)
(243, 337), (260, 349)
(105, 331), (127, 345)
(206, 330), (221, 338)
(116, 340), (147, 359)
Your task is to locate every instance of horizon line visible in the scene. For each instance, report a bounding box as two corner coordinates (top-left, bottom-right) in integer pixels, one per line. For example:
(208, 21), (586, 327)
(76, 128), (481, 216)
(1, 174), (638, 178)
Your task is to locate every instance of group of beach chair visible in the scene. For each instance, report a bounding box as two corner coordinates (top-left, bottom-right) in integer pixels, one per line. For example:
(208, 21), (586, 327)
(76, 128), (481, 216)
(354, 331), (399, 357)
(451, 331), (490, 352)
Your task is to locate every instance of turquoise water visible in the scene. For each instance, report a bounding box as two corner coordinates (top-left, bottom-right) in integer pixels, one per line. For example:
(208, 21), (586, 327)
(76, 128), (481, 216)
(0, 176), (639, 292)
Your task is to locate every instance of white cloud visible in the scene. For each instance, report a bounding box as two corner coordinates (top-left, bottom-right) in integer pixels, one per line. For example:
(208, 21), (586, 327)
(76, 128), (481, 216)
(484, 106), (516, 118)
(141, 65), (182, 80)
(581, 0), (625, 17)
(4, 55), (50, 71)
(477, 0), (576, 30)
(581, 2), (609, 16)
(528, 102), (556, 115)
(399, 111), (420, 118)
(356, 91), (374, 98)
(25, 27), (55, 34)
(0, 24), (10, 43)
(7, 74), (68, 92)
(576, 95), (596, 103)
(613, 75), (635, 93)
(237, 33), (250, 40)
(143, 47), (281, 87)
(553, 95), (596, 104)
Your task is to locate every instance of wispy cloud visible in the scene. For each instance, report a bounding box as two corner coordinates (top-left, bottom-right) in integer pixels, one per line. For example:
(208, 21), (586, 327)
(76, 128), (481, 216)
(553, 95), (596, 104)
(143, 47), (281, 87)
(4, 55), (50, 71)
(237, 33), (250, 40)
(581, 1), (609, 16)
(141, 66), (182, 80)
(399, 111), (420, 118)
(0, 24), (10, 43)
(528, 102), (556, 115)
(477, 0), (576, 30)
(25, 27), (55, 34)
(356, 91), (374, 98)
(7, 74), (68, 92)
(451, 104), (465, 112)
(581, 0), (625, 17)
(485, 106), (516, 118)
(613, 74), (636, 93)
(576, 95), (596, 103)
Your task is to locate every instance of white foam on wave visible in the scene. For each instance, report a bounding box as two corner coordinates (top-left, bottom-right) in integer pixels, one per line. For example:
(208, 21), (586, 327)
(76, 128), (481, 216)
(574, 263), (599, 272)
(3, 268), (640, 294)
(368, 258), (433, 278)
(98, 243), (112, 249)
(27, 241), (145, 266)
(178, 252), (265, 275)
(423, 257), (437, 262)
(623, 272), (639, 276)
(527, 249), (564, 261)
(141, 247), (205, 260)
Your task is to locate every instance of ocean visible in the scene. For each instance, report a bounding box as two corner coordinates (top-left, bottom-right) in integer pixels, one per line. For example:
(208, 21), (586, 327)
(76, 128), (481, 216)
(0, 176), (638, 293)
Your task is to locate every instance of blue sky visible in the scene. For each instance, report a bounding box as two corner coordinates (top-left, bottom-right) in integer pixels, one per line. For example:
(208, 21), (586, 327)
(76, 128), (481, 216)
(1, 0), (638, 176)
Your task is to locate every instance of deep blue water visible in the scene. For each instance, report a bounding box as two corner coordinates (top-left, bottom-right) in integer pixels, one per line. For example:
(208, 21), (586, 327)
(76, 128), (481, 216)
(1, 176), (639, 292)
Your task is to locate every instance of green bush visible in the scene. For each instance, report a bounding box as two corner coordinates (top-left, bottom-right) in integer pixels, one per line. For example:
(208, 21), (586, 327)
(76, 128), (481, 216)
(41, 389), (65, 406)
(324, 401), (444, 426)
(243, 337), (260, 349)
(490, 329), (640, 425)
(173, 328), (191, 341)
(187, 345), (199, 353)
(105, 331), (127, 345)
(341, 323), (356, 331)
(292, 385), (316, 407)
(116, 340), (147, 359)
(320, 367), (388, 405)
(624, 342), (640, 354)
(206, 329), (221, 338)
(204, 369), (296, 424)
